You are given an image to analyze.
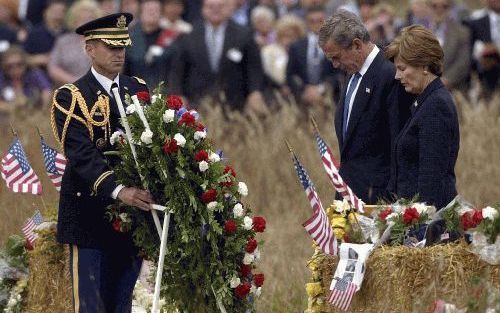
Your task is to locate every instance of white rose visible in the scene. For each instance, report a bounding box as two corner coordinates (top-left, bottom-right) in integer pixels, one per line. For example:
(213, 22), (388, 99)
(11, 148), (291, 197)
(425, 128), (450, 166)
(199, 160), (209, 172)
(233, 203), (244, 218)
(173, 133), (186, 147)
(162, 109), (175, 123)
(413, 203), (428, 215)
(255, 287), (262, 297)
(194, 130), (207, 141)
(119, 213), (130, 222)
(110, 131), (124, 145)
(482, 206), (498, 220)
(238, 182), (248, 196)
(151, 94), (162, 103)
(140, 129), (153, 145)
(126, 104), (136, 114)
(243, 252), (254, 265)
(209, 152), (220, 163)
(250, 284), (256, 294)
(386, 213), (399, 221)
(254, 248), (261, 261)
(229, 276), (240, 288)
(243, 216), (253, 230)
(207, 201), (218, 210)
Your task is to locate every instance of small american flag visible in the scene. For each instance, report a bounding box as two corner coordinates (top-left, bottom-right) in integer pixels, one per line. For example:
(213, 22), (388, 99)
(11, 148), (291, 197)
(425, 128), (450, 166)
(292, 153), (337, 256)
(22, 210), (44, 245)
(328, 277), (358, 311)
(1, 138), (42, 195)
(41, 138), (66, 191)
(314, 133), (364, 213)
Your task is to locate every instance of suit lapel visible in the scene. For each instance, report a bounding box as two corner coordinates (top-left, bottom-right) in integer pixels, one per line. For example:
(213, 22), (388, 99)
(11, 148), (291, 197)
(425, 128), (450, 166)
(335, 76), (348, 147)
(193, 24), (213, 75)
(341, 52), (383, 151)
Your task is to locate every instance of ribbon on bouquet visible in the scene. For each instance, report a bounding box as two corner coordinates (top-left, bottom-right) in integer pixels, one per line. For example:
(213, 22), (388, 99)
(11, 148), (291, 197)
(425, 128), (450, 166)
(328, 243), (374, 311)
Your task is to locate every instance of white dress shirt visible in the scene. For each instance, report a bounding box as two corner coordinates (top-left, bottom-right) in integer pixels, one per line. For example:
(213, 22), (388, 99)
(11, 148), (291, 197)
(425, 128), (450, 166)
(489, 10), (500, 48)
(205, 22), (227, 72)
(345, 45), (379, 126)
(90, 67), (124, 199)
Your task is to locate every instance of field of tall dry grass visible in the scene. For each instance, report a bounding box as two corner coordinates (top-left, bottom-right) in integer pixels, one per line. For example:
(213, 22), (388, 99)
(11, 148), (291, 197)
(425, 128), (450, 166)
(0, 92), (498, 312)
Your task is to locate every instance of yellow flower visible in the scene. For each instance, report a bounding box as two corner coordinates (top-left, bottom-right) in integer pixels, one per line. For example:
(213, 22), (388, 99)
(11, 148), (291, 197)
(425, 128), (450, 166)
(305, 282), (323, 297)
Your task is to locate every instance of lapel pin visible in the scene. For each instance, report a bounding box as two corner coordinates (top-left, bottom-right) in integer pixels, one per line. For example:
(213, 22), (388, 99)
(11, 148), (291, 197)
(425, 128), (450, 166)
(97, 90), (102, 95)
(124, 86), (129, 90)
(365, 87), (371, 94)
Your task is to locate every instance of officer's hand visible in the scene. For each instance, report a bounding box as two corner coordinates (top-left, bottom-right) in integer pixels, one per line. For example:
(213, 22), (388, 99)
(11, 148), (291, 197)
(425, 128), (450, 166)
(117, 187), (153, 211)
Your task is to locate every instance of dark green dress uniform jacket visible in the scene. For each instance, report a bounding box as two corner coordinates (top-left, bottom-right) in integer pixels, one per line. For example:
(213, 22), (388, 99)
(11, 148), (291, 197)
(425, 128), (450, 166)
(51, 70), (148, 250)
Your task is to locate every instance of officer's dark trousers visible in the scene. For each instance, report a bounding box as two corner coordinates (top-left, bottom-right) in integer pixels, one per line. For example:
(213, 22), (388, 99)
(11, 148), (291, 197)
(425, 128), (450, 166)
(69, 245), (142, 313)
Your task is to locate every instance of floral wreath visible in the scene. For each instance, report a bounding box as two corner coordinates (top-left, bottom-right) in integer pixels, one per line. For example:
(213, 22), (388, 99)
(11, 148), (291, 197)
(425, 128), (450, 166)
(105, 89), (266, 311)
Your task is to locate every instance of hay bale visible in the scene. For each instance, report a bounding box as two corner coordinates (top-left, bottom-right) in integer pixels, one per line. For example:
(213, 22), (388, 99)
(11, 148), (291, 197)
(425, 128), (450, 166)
(24, 226), (72, 313)
(317, 241), (499, 312)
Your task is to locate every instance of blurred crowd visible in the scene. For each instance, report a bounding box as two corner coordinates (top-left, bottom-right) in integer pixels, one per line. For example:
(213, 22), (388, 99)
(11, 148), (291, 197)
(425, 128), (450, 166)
(0, 0), (498, 118)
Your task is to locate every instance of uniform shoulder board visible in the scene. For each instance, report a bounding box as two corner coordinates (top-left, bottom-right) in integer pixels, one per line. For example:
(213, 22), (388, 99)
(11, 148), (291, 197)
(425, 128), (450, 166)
(58, 83), (80, 93)
(133, 76), (147, 85)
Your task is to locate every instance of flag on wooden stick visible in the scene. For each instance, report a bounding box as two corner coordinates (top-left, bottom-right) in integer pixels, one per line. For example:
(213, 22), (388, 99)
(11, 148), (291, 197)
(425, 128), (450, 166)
(40, 138), (66, 191)
(22, 210), (44, 245)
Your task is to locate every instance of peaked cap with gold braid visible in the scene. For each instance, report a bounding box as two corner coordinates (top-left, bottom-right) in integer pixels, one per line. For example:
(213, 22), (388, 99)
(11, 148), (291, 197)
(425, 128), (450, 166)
(75, 13), (133, 47)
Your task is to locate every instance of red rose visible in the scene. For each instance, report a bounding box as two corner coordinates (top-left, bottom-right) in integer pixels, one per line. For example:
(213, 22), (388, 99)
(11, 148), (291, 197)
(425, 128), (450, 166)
(162, 139), (178, 154)
(472, 209), (483, 226)
(234, 282), (251, 298)
(136, 91), (150, 103)
(461, 210), (483, 230)
(166, 95), (183, 110)
(224, 220), (237, 234)
(253, 273), (265, 287)
(378, 207), (392, 222)
(246, 238), (257, 253)
(240, 264), (252, 277)
(194, 150), (209, 162)
(112, 219), (122, 232)
(219, 181), (234, 188)
(224, 165), (236, 177)
(178, 112), (196, 127)
(24, 238), (33, 251)
(196, 123), (205, 131)
(253, 216), (266, 232)
(201, 189), (217, 203)
(402, 207), (420, 225)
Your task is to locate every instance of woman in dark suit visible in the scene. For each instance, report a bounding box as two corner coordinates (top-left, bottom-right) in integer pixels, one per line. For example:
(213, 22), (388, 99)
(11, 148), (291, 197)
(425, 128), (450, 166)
(385, 25), (459, 209)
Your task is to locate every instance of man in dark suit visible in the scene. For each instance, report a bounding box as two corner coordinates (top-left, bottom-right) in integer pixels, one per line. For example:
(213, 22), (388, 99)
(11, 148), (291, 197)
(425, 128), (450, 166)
(319, 10), (410, 204)
(465, 0), (500, 98)
(286, 6), (344, 106)
(51, 13), (155, 312)
(169, 0), (266, 112)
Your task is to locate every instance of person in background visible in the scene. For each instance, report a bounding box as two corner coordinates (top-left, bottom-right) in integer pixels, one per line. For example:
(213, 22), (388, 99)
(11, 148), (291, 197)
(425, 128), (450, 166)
(48, 0), (102, 87)
(406, 0), (431, 28)
(230, 0), (253, 26)
(169, 0), (266, 113)
(99, 0), (117, 15)
(23, 0), (67, 69)
(0, 0), (27, 49)
(261, 14), (306, 101)
(251, 5), (277, 48)
(385, 25), (459, 209)
(319, 10), (411, 204)
(465, 0), (499, 100)
(160, 0), (192, 34)
(366, 2), (402, 48)
(429, 0), (471, 94)
(0, 45), (52, 117)
(287, 6), (342, 106)
(124, 0), (174, 88)
(121, 0), (140, 27)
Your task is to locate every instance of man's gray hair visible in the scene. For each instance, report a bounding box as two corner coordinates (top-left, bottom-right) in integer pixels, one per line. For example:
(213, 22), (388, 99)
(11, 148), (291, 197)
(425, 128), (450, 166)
(318, 10), (370, 48)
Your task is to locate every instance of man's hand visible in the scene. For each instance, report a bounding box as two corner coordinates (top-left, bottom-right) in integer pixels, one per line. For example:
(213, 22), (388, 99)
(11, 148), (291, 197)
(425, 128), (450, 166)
(117, 187), (154, 211)
(301, 85), (324, 106)
(245, 91), (269, 115)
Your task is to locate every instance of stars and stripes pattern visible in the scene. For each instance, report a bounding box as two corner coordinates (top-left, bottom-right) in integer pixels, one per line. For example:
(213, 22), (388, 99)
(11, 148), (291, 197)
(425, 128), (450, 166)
(41, 138), (66, 191)
(1, 138), (42, 195)
(328, 277), (358, 311)
(22, 210), (44, 245)
(314, 132), (365, 213)
(292, 153), (337, 256)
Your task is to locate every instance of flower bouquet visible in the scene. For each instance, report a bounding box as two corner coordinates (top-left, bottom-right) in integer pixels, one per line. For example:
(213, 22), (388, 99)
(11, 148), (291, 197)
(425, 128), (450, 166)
(374, 198), (435, 246)
(105, 87), (266, 312)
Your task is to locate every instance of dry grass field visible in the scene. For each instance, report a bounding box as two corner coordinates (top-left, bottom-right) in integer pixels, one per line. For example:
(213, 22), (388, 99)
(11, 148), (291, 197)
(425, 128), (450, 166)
(0, 92), (498, 312)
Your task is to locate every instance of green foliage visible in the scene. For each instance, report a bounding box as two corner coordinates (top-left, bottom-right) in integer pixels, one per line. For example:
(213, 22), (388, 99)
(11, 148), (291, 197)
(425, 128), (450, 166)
(106, 93), (264, 311)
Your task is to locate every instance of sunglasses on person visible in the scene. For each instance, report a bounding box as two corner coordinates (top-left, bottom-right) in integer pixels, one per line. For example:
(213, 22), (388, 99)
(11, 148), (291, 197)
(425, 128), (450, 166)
(431, 3), (450, 9)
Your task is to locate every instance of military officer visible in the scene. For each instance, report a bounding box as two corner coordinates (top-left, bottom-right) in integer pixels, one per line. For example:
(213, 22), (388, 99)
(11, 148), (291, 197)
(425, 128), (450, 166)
(51, 13), (155, 312)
